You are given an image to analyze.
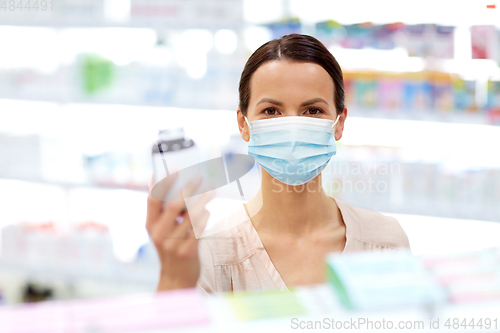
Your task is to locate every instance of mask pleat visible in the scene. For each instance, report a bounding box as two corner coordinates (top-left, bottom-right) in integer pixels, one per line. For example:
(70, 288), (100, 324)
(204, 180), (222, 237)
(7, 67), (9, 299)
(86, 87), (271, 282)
(246, 117), (337, 186)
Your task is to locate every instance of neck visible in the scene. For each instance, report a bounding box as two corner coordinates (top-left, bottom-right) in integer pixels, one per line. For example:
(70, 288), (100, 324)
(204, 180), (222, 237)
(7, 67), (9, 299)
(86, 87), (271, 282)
(246, 169), (340, 236)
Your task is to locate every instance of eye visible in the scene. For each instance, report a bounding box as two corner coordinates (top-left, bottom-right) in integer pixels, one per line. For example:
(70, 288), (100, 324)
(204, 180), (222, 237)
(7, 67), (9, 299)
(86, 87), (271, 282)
(262, 107), (279, 116)
(305, 107), (324, 115)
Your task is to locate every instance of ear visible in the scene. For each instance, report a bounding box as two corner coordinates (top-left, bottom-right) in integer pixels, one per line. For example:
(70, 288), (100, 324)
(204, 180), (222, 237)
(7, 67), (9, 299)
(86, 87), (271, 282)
(237, 108), (250, 142)
(334, 108), (347, 141)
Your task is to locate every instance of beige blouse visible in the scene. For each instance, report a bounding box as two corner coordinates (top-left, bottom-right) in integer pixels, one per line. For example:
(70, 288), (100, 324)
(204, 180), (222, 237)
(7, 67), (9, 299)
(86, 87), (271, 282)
(196, 198), (411, 293)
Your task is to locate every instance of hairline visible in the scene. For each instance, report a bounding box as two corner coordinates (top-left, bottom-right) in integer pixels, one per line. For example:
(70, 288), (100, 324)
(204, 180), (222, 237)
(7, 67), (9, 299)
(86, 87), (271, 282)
(245, 58), (338, 116)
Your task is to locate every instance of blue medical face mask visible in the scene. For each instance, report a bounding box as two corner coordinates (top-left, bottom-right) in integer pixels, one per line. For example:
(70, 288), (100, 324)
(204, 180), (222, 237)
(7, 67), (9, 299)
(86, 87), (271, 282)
(245, 115), (340, 186)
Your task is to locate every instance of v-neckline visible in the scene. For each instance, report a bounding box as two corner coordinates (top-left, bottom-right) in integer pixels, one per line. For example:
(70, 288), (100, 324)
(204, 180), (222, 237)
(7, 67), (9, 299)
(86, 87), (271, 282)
(241, 197), (352, 292)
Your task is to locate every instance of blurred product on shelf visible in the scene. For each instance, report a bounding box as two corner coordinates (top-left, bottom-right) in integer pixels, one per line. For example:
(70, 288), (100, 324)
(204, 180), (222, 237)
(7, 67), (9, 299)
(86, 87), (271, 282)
(75, 221), (109, 232)
(421, 248), (500, 303)
(343, 71), (485, 115)
(0, 221), (160, 286)
(324, 151), (500, 222)
(0, 132), (150, 190)
(315, 21), (454, 57)
(129, 0), (243, 28)
(81, 54), (116, 95)
(84, 150), (151, 190)
(488, 108), (500, 125)
(404, 24), (433, 57)
(22, 283), (54, 303)
(325, 248), (500, 314)
(265, 17), (302, 40)
(405, 24), (455, 58)
(326, 250), (446, 310)
(431, 73), (453, 111)
(0, 288), (211, 333)
(488, 81), (500, 110)
(451, 77), (476, 112)
(378, 73), (403, 110)
(372, 23), (405, 50)
(433, 25), (455, 59)
(0, 0), (244, 29)
(225, 288), (307, 321)
(471, 25), (498, 60)
(342, 22), (377, 49)
(0, 133), (86, 184)
(314, 20), (345, 47)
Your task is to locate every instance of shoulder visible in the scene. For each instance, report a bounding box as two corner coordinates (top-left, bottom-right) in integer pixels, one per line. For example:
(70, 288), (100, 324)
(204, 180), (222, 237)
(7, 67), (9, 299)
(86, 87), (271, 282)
(198, 206), (257, 266)
(336, 199), (410, 250)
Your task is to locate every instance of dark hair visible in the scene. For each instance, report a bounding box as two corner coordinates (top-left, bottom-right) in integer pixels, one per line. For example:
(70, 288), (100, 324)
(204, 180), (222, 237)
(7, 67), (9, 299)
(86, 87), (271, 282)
(238, 33), (345, 116)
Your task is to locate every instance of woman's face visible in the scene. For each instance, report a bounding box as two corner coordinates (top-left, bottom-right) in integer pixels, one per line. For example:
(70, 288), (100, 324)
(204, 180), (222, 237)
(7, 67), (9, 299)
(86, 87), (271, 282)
(248, 60), (336, 121)
(237, 59), (345, 141)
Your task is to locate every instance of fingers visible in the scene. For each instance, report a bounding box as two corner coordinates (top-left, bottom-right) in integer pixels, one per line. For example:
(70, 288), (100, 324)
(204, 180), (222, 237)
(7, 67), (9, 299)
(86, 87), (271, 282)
(179, 210), (210, 258)
(158, 189), (212, 242)
(180, 174), (203, 199)
(150, 172), (179, 204)
(185, 203), (211, 238)
(158, 190), (212, 258)
(184, 191), (215, 235)
(150, 200), (186, 248)
(162, 212), (196, 257)
(146, 173), (178, 230)
(146, 193), (162, 231)
(148, 176), (206, 249)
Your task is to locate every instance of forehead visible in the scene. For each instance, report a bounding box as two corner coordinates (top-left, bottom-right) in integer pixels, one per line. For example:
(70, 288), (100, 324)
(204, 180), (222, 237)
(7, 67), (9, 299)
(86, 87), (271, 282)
(249, 60), (335, 106)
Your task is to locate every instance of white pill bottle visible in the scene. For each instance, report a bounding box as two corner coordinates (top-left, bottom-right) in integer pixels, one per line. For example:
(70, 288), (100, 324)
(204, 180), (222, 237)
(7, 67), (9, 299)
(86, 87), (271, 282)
(151, 127), (200, 204)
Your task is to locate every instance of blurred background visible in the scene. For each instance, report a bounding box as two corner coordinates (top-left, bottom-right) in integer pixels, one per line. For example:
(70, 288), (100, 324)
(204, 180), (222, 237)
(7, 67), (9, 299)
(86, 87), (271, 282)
(0, 0), (500, 306)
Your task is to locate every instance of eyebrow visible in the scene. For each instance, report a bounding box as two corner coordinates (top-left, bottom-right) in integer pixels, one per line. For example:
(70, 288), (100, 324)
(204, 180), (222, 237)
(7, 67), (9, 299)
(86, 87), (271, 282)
(256, 97), (329, 107)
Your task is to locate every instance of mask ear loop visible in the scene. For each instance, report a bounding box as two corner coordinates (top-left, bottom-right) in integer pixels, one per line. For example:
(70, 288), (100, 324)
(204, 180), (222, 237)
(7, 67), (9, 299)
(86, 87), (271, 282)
(333, 114), (340, 127)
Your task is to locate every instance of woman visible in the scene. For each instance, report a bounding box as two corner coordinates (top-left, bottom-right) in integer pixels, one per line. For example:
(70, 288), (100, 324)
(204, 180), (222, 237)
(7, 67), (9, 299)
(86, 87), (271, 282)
(146, 33), (410, 293)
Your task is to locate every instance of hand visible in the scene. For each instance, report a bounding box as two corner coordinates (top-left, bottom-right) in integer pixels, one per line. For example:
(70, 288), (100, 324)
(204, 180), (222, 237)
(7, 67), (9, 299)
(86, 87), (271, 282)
(146, 175), (213, 291)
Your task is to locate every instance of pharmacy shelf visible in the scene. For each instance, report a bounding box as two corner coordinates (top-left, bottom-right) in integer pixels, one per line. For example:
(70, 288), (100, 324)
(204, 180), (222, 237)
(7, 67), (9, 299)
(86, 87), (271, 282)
(1, 99), (499, 226)
(0, 0), (245, 31)
(0, 258), (158, 288)
(0, 260), (157, 305)
(0, 97), (496, 130)
(3, 171), (500, 224)
(0, 281), (499, 332)
(1, 97), (495, 128)
(347, 108), (496, 126)
(0, 18), (245, 31)
(0, 177), (148, 193)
